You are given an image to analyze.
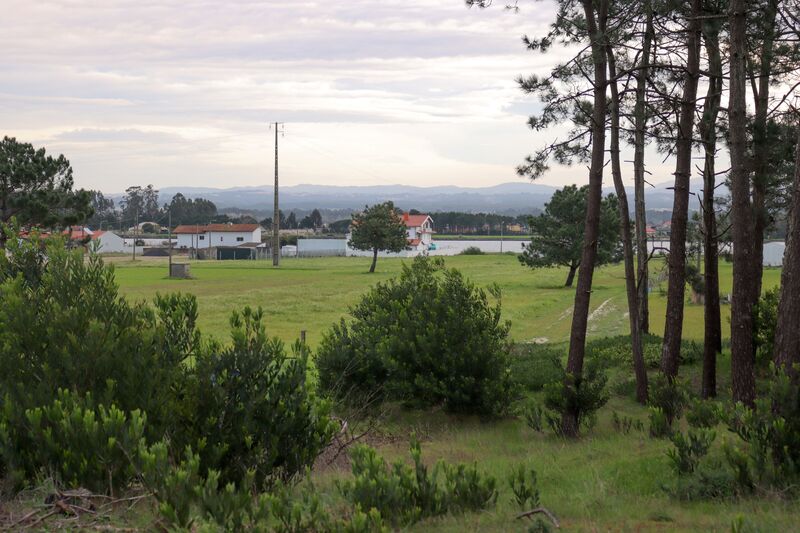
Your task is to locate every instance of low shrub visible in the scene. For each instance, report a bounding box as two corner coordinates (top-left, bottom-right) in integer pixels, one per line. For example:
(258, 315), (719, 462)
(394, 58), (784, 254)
(0, 390), (145, 494)
(612, 411), (644, 434)
(317, 257), (513, 416)
(508, 344), (563, 393)
(520, 400), (545, 432)
(338, 438), (498, 527)
(0, 229), (333, 493)
(0, 235), (198, 443)
(508, 464), (540, 509)
(685, 398), (723, 429)
(647, 377), (688, 438)
(726, 365), (800, 493)
(753, 287), (779, 368)
(459, 246), (485, 255)
(667, 428), (716, 475)
(542, 358), (609, 437)
(586, 334), (700, 369)
(174, 307), (336, 488)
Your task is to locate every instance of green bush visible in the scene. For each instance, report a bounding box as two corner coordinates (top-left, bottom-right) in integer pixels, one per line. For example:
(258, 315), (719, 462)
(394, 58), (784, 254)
(726, 365), (800, 492)
(586, 334), (700, 369)
(317, 257), (513, 416)
(508, 464), (540, 509)
(0, 237), (197, 441)
(141, 442), (388, 532)
(509, 344), (563, 393)
(754, 287), (779, 367)
(171, 307), (336, 488)
(667, 428), (716, 475)
(459, 246), (485, 255)
(542, 358), (609, 436)
(338, 438), (497, 527)
(0, 390), (145, 494)
(647, 377), (688, 438)
(685, 399), (723, 429)
(0, 229), (333, 492)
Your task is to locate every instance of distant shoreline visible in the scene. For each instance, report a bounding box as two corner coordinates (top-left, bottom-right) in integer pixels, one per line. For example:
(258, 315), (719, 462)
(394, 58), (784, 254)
(434, 234), (529, 241)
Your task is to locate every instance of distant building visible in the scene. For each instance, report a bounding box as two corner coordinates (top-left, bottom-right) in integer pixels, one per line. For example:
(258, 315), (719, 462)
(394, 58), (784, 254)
(173, 223), (262, 249)
(63, 227), (126, 253)
(402, 213), (434, 252)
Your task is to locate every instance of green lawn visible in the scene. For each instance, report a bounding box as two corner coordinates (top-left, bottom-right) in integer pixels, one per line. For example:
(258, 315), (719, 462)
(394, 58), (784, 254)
(112, 254), (781, 347)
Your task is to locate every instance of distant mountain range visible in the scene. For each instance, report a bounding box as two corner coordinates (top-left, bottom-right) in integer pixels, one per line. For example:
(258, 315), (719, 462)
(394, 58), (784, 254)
(115, 178), (722, 216)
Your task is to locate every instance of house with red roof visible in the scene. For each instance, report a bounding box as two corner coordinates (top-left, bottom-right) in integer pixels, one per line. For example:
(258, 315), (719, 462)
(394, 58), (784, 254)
(402, 213), (434, 252)
(62, 226), (126, 253)
(173, 223), (261, 249)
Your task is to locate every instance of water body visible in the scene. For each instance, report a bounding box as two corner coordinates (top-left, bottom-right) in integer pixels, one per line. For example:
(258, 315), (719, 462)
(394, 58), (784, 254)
(429, 239), (675, 256)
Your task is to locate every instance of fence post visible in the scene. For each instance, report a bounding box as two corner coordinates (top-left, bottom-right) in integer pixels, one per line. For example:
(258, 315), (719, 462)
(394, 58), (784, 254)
(300, 330), (307, 344)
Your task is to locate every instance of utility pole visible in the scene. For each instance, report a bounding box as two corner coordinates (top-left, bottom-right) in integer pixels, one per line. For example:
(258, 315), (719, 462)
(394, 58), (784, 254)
(272, 122), (284, 267)
(132, 209), (138, 261)
(168, 208), (173, 276)
(500, 222), (504, 253)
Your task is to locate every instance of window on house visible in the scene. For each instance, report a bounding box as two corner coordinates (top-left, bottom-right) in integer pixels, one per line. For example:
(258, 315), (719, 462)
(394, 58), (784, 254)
(220, 236), (223, 242)
(236, 237), (244, 242)
(199, 235), (205, 240)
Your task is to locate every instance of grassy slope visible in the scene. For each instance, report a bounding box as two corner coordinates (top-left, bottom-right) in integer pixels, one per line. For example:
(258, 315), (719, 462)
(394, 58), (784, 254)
(112, 254), (781, 347)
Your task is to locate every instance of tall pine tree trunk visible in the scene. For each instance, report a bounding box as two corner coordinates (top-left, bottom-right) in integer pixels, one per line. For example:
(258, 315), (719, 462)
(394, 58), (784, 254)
(699, 17), (723, 398)
(608, 47), (648, 403)
(729, 0), (757, 405)
(634, 2), (654, 335)
(773, 124), (800, 376)
(661, 0), (702, 380)
(750, 0), (779, 305)
(562, 0), (608, 437)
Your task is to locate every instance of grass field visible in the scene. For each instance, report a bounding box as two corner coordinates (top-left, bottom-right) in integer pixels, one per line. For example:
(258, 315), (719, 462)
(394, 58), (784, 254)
(112, 254), (781, 347)
(99, 255), (795, 531)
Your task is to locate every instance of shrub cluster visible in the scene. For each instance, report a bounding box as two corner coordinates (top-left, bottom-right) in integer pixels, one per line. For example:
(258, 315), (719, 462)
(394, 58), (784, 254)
(337, 438), (498, 527)
(586, 334), (700, 369)
(0, 231), (333, 495)
(317, 257), (513, 416)
(520, 358), (609, 437)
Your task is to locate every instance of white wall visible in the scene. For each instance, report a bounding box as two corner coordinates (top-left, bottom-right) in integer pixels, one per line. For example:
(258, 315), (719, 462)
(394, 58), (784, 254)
(176, 229), (260, 248)
(95, 232), (126, 253)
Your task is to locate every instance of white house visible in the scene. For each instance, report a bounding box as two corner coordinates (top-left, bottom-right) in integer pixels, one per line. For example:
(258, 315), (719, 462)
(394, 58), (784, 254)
(345, 212), (434, 258)
(174, 223), (262, 249)
(63, 227), (127, 253)
(402, 213), (434, 252)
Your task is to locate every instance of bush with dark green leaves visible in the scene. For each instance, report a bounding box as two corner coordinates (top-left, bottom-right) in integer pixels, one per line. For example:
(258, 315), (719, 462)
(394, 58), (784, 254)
(541, 358), (609, 436)
(140, 442), (387, 532)
(648, 376), (689, 438)
(317, 256), (513, 416)
(754, 287), (779, 368)
(725, 365), (800, 493)
(0, 390), (145, 493)
(459, 246), (485, 255)
(586, 334), (700, 369)
(509, 344), (563, 393)
(0, 233), (198, 443)
(0, 229), (333, 492)
(173, 307), (336, 487)
(337, 438), (497, 527)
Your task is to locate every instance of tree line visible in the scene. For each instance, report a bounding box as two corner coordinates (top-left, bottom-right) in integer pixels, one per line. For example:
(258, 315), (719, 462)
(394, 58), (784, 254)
(470, 0), (800, 435)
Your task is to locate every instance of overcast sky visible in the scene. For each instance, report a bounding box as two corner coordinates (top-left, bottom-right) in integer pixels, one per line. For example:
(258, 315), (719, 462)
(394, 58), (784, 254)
(2, 0), (675, 192)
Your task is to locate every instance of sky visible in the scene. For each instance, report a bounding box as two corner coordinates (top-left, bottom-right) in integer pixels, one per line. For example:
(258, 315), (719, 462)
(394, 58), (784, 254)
(2, 0), (675, 192)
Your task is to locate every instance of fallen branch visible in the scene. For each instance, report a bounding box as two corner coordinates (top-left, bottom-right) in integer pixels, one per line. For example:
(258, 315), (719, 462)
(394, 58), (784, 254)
(516, 507), (561, 528)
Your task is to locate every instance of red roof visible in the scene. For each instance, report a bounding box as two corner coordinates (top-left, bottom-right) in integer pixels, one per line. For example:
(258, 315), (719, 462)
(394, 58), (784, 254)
(173, 224), (260, 234)
(401, 213), (432, 228)
(63, 227), (95, 241)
